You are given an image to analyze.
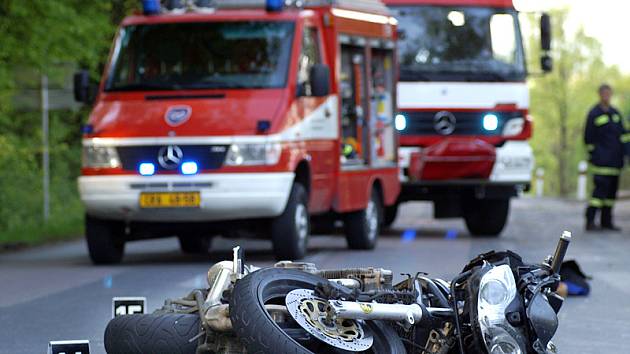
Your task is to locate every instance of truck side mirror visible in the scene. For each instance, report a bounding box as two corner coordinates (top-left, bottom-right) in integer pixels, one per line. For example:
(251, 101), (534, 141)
(73, 70), (94, 104)
(541, 54), (553, 73)
(310, 64), (331, 97)
(540, 13), (552, 73)
(540, 14), (552, 51)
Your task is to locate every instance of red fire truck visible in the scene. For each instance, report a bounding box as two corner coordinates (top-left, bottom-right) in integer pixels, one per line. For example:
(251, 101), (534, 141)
(74, 0), (400, 264)
(382, 0), (552, 236)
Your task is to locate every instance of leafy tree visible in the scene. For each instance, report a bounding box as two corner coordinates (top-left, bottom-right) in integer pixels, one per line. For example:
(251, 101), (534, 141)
(527, 9), (629, 196)
(0, 1), (136, 243)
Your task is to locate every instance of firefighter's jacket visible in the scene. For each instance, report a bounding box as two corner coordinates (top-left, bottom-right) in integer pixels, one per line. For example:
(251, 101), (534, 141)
(584, 104), (630, 175)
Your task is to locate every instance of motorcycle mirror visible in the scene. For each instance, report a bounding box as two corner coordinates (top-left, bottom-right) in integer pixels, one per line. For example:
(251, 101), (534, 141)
(526, 292), (559, 347)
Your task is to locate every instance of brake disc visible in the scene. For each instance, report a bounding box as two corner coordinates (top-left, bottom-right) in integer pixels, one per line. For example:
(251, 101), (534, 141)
(285, 289), (373, 352)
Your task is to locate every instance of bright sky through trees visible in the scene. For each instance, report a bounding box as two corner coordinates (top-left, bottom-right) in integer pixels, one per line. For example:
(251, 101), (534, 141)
(516, 0), (630, 72)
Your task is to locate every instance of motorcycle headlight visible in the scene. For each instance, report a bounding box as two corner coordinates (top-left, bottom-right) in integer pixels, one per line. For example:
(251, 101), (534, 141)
(82, 146), (121, 169)
(478, 264), (525, 354)
(487, 327), (522, 354)
(224, 143), (282, 166)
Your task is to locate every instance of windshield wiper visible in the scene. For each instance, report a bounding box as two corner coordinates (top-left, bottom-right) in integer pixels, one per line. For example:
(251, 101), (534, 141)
(463, 71), (508, 82)
(183, 81), (251, 89)
(107, 81), (253, 91)
(106, 83), (181, 92)
(399, 68), (434, 81)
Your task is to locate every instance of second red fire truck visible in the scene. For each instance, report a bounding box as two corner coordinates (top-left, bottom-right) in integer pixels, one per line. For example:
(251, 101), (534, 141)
(383, 0), (552, 236)
(75, 0), (400, 264)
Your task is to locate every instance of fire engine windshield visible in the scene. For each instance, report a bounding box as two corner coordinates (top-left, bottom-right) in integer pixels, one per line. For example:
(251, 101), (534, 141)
(390, 6), (526, 82)
(105, 21), (295, 91)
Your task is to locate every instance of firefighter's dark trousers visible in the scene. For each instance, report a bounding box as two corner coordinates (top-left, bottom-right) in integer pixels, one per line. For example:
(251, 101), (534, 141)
(586, 174), (619, 227)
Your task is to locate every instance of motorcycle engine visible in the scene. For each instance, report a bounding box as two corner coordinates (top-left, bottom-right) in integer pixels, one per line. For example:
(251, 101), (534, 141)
(274, 261), (393, 291)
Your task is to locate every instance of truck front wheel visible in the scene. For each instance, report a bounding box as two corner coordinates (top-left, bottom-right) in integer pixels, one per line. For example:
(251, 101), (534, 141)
(178, 235), (212, 255)
(271, 183), (309, 261)
(86, 215), (126, 265)
(463, 198), (510, 237)
(383, 203), (399, 228)
(344, 190), (382, 250)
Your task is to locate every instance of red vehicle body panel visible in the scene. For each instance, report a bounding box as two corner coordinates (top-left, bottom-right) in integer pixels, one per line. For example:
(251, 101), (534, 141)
(408, 138), (496, 181)
(383, 0), (514, 8)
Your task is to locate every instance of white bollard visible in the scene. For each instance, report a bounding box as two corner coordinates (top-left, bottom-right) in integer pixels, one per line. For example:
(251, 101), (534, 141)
(577, 161), (589, 201)
(536, 168), (545, 197)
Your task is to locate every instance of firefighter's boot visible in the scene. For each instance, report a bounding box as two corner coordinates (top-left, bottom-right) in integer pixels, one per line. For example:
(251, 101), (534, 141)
(601, 207), (621, 232)
(585, 207), (599, 232)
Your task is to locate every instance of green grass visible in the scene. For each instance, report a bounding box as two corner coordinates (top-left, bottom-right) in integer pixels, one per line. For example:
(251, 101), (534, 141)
(0, 207), (84, 248)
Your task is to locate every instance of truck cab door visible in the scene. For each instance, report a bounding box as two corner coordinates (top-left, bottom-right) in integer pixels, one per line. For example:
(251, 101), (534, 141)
(295, 22), (336, 213)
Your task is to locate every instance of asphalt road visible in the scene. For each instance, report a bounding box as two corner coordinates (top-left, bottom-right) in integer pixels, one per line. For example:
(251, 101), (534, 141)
(1, 197), (629, 354)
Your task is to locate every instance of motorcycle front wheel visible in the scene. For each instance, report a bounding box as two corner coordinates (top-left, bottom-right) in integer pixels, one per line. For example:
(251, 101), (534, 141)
(230, 268), (407, 354)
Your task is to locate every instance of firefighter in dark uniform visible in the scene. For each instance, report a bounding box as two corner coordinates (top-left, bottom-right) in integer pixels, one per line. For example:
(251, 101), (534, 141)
(584, 84), (630, 231)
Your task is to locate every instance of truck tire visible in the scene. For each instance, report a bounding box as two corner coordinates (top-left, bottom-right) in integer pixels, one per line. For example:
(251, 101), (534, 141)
(383, 203), (399, 228)
(230, 268), (407, 354)
(104, 313), (200, 354)
(344, 190), (382, 250)
(86, 216), (125, 265)
(271, 183), (309, 261)
(463, 199), (510, 237)
(178, 235), (211, 254)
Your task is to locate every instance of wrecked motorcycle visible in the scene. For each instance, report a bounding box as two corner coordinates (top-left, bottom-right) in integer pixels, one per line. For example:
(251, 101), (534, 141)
(104, 231), (571, 354)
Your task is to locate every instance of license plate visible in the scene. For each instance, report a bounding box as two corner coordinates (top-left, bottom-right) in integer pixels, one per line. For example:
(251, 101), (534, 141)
(139, 192), (201, 208)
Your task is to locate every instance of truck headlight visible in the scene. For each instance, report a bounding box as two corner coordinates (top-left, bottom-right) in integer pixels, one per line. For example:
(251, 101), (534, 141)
(225, 143), (282, 166)
(502, 118), (525, 137)
(82, 146), (121, 169)
(478, 265), (525, 354)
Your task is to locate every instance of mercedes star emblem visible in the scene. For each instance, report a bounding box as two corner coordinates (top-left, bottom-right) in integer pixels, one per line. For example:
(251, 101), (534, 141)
(158, 145), (184, 170)
(433, 111), (457, 135)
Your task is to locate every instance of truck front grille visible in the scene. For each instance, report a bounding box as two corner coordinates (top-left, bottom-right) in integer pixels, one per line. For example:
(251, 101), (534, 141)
(400, 110), (522, 136)
(117, 145), (229, 172)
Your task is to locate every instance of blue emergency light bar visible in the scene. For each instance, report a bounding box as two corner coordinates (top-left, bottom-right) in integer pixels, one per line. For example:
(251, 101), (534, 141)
(142, 0), (161, 15)
(142, 0), (290, 14)
(266, 0), (285, 11)
(181, 161), (199, 175)
(139, 163), (156, 176)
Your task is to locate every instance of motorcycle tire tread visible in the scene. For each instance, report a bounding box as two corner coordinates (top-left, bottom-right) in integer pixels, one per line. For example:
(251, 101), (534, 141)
(104, 313), (200, 354)
(231, 269), (311, 354)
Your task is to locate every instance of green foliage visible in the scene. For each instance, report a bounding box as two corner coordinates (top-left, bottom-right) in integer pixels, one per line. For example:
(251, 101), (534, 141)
(0, 1), (137, 245)
(527, 9), (630, 196)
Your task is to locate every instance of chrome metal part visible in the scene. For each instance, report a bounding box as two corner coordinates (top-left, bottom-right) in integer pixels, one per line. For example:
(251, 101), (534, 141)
(329, 299), (423, 326)
(427, 307), (454, 317)
(206, 261), (234, 305)
(329, 278), (362, 289)
(424, 322), (455, 354)
(286, 289), (373, 352)
(274, 261), (319, 273)
(315, 267), (393, 291)
(232, 246), (244, 280)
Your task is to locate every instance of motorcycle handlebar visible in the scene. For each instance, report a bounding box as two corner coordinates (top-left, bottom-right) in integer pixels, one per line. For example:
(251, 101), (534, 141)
(550, 231), (571, 274)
